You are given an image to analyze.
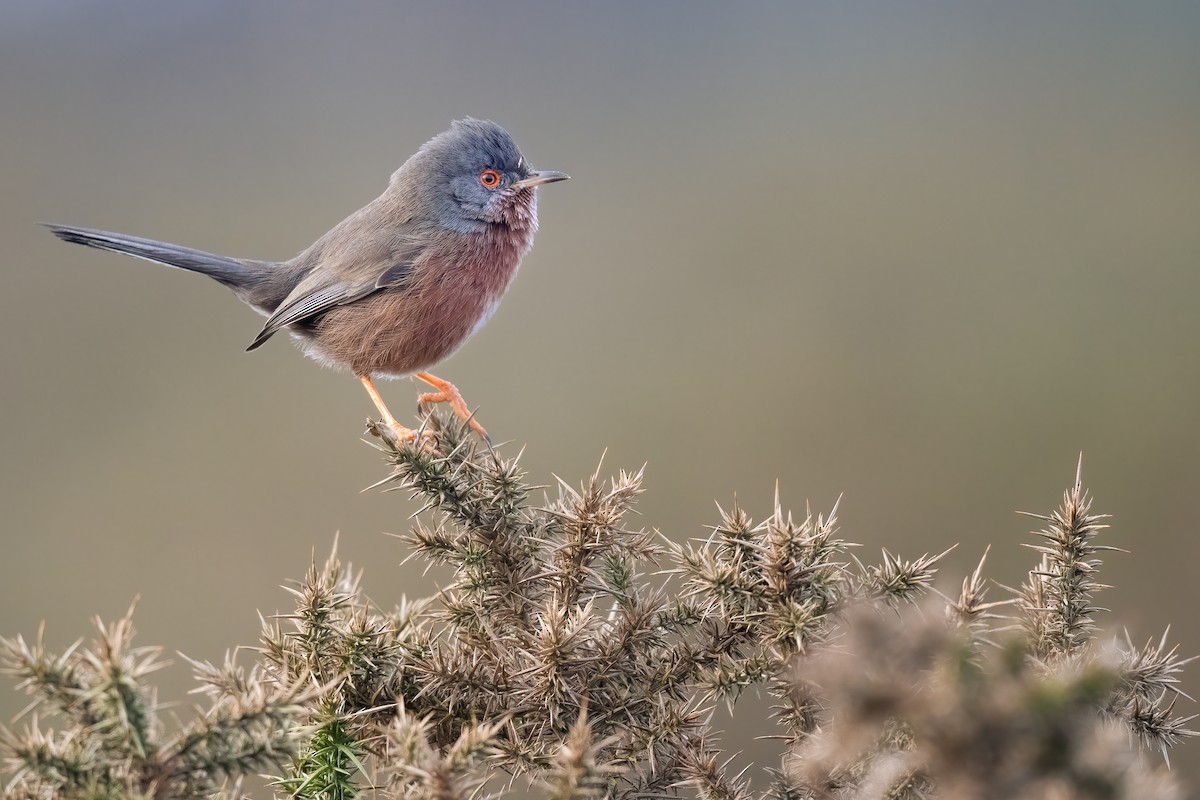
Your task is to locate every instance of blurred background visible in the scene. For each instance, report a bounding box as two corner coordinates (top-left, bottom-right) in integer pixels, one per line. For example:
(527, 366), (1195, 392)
(2, 0), (1199, 788)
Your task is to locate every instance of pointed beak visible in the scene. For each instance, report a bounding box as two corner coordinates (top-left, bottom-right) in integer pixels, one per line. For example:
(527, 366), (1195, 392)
(511, 170), (570, 190)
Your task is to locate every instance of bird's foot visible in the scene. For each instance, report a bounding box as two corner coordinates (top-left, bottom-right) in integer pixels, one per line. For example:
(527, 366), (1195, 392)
(366, 417), (434, 450)
(415, 372), (490, 444)
(360, 373), (437, 451)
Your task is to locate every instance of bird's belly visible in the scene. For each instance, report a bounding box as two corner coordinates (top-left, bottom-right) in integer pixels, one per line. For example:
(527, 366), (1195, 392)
(302, 286), (501, 378)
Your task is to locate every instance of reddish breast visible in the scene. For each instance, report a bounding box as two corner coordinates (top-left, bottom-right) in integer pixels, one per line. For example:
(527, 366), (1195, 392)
(310, 222), (534, 377)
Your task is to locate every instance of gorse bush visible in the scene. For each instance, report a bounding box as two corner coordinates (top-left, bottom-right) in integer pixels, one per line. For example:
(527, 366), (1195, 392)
(2, 412), (1194, 800)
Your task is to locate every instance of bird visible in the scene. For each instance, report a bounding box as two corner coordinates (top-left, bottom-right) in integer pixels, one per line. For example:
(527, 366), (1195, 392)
(45, 119), (568, 445)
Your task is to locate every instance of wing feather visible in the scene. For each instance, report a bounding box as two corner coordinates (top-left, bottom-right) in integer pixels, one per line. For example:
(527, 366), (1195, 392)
(246, 283), (372, 351)
(246, 248), (418, 352)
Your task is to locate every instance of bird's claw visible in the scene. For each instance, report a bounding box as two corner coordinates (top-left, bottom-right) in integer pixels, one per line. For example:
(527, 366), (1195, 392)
(366, 418), (435, 451)
(416, 387), (489, 443)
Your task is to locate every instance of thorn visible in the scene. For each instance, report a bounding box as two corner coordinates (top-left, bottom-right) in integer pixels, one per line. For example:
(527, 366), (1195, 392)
(829, 492), (844, 519)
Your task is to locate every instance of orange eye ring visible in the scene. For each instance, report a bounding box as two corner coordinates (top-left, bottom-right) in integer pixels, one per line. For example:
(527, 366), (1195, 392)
(479, 169), (502, 188)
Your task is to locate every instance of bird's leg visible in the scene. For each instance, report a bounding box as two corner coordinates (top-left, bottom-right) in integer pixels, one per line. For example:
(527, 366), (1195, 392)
(359, 374), (425, 445)
(415, 372), (489, 443)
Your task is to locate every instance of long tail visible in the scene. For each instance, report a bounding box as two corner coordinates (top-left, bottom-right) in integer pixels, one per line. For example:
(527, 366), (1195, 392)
(44, 223), (265, 295)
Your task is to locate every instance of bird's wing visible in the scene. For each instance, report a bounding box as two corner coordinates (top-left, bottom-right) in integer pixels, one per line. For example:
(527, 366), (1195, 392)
(245, 242), (418, 352)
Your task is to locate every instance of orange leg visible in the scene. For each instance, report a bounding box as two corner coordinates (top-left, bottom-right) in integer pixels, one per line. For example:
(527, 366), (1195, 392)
(415, 372), (489, 443)
(359, 374), (425, 445)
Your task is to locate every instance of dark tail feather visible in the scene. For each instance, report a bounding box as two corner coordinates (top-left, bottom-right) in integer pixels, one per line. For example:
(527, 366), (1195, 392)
(44, 223), (258, 292)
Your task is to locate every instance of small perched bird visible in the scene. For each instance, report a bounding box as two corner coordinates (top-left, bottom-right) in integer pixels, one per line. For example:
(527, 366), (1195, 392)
(46, 119), (568, 444)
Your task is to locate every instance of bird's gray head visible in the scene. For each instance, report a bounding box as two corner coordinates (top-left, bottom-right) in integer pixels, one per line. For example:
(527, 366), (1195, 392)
(407, 119), (568, 234)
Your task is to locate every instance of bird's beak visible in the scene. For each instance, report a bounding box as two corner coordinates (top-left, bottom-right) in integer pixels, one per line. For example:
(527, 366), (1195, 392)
(511, 170), (570, 190)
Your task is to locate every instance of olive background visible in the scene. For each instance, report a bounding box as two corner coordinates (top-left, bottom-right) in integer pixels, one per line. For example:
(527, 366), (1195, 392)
(2, 1), (1199, 788)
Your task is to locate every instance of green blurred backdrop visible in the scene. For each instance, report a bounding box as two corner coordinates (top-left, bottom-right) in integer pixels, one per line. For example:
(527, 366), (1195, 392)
(2, 0), (1199, 788)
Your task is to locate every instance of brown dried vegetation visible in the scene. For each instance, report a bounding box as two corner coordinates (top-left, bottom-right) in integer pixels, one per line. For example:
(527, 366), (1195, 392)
(3, 414), (1193, 800)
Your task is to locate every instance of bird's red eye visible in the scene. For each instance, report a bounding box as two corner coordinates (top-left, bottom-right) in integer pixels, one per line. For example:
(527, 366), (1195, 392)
(479, 169), (502, 188)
